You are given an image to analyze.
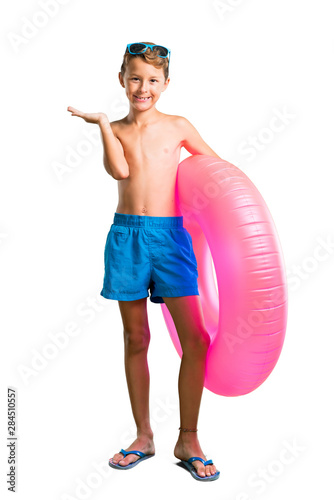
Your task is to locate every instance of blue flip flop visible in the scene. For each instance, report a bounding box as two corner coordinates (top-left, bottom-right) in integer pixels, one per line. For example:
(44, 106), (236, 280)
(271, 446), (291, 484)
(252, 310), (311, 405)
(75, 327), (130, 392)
(109, 448), (155, 470)
(179, 456), (220, 481)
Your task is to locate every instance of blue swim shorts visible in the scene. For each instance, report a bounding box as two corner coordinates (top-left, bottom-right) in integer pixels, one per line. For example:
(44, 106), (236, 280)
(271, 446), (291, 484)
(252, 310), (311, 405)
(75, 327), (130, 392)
(100, 213), (199, 304)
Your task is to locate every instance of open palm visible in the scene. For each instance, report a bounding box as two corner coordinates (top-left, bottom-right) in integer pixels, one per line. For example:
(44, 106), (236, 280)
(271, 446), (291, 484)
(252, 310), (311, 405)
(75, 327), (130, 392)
(67, 106), (107, 124)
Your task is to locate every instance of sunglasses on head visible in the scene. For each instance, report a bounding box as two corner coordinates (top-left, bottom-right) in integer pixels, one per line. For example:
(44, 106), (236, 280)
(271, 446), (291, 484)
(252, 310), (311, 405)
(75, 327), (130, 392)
(125, 43), (171, 65)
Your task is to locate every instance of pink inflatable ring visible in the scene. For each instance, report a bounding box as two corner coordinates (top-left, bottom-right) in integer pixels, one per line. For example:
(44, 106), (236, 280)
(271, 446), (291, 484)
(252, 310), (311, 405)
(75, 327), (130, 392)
(161, 155), (288, 397)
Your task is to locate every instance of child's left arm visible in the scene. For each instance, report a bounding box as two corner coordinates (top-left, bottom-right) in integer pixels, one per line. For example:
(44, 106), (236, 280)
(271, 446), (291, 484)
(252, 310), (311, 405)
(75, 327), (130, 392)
(178, 116), (222, 159)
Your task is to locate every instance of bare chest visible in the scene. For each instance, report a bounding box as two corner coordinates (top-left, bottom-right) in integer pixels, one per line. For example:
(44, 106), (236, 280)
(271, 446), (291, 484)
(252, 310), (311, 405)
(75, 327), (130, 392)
(115, 120), (181, 173)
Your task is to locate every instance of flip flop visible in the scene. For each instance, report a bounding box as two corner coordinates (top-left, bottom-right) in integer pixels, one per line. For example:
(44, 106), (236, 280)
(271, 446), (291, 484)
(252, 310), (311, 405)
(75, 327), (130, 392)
(109, 448), (155, 470)
(179, 456), (220, 481)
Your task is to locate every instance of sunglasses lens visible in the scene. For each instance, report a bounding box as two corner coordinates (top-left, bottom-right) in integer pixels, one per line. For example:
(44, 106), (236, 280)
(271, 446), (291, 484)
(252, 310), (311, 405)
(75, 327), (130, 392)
(129, 43), (147, 54)
(153, 45), (168, 57)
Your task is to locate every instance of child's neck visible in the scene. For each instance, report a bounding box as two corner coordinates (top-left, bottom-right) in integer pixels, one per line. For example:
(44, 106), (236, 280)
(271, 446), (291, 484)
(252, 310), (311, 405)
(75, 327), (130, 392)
(127, 105), (161, 127)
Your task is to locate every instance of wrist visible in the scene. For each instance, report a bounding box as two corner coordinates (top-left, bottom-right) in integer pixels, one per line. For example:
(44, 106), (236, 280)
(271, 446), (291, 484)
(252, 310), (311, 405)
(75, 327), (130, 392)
(98, 115), (110, 127)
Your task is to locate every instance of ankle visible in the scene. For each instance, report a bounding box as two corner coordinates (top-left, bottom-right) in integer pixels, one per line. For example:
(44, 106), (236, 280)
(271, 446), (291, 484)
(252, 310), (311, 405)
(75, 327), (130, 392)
(179, 427), (198, 433)
(137, 429), (154, 440)
(178, 427), (199, 441)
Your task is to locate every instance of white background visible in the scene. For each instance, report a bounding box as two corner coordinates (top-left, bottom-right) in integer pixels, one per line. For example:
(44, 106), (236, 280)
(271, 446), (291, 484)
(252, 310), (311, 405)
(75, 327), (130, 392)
(1, 0), (333, 498)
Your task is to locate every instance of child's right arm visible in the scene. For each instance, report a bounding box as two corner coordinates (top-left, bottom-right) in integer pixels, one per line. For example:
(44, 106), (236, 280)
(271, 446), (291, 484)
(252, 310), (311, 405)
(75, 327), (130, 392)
(98, 118), (129, 180)
(67, 106), (129, 180)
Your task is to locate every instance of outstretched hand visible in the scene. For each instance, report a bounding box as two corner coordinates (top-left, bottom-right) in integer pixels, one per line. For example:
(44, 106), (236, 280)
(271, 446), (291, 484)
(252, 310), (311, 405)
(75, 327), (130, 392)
(67, 106), (108, 125)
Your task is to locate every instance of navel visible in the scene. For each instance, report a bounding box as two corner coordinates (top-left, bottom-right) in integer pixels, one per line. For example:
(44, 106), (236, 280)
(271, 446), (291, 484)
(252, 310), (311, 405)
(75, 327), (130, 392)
(141, 206), (147, 214)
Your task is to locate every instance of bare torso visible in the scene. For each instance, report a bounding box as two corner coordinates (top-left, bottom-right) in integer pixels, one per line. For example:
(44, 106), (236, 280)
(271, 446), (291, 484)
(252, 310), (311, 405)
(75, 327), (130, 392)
(111, 112), (184, 217)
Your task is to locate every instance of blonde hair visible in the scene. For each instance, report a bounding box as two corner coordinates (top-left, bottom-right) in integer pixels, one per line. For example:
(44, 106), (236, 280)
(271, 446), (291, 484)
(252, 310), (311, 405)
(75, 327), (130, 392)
(120, 42), (169, 81)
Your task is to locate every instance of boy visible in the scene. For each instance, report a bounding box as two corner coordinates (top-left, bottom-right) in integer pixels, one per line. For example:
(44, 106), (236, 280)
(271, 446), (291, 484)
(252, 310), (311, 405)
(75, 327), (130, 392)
(67, 42), (221, 481)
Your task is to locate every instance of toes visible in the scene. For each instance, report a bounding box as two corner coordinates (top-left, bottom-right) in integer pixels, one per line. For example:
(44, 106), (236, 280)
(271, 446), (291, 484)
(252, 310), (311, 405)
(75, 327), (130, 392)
(195, 463), (216, 478)
(111, 453), (126, 465)
(194, 462), (206, 477)
(197, 466), (206, 478)
(209, 465), (217, 476)
(111, 453), (121, 464)
(205, 465), (212, 476)
(112, 453), (139, 467)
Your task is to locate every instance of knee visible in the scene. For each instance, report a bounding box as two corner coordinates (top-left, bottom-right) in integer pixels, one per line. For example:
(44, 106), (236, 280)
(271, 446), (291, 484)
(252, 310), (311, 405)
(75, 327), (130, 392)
(183, 329), (211, 355)
(124, 327), (150, 354)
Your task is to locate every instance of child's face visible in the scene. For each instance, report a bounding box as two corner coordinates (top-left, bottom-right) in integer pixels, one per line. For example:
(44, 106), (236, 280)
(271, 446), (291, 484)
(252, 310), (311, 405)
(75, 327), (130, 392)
(119, 57), (170, 110)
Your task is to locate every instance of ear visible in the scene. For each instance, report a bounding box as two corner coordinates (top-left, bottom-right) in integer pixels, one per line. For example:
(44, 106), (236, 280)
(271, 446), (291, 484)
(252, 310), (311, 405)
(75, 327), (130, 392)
(162, 77), (170, 92)
(118, 72), (125, 88)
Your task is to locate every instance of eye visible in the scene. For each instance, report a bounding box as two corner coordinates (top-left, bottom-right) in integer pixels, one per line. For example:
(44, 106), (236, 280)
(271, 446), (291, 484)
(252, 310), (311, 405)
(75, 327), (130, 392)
(132, 77), (139, 81)
(151, 79), (158, 82)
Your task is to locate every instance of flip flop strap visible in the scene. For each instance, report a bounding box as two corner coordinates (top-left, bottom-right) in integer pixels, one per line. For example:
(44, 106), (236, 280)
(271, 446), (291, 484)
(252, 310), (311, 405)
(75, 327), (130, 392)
(119, 448), (145, 458)
(188, 456), (213, 466)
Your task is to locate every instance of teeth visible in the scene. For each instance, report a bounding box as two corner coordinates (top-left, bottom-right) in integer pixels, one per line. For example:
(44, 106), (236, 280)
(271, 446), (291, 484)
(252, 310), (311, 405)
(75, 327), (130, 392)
(136, 96), (150, 100)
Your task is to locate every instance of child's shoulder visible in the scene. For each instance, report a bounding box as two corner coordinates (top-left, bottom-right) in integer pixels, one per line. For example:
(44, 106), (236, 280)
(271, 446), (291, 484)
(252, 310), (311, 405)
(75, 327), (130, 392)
(163, 114), (193, 130)
(109, 118), (125, 130)
(161, 113), (190, 124)
(169, 114), (189, 125)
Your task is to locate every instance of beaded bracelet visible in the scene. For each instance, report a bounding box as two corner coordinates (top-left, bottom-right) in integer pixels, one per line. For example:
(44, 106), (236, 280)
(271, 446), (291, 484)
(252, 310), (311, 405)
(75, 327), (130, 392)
(179, 427), (198, 432)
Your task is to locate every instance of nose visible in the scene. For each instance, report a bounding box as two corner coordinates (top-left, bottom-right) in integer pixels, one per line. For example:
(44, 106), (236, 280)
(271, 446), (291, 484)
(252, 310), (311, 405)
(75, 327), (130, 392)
(138, 81), (148, 93)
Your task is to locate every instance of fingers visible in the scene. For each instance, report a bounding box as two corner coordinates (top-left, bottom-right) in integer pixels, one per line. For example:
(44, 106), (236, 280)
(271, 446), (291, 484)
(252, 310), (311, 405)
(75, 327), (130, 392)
(67, 106), (82, 117)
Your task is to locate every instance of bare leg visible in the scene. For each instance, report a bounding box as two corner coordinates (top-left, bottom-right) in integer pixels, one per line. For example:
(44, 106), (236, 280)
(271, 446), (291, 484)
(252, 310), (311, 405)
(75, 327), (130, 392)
(162, 295), (217, 478)
(110, 298), (155, 467)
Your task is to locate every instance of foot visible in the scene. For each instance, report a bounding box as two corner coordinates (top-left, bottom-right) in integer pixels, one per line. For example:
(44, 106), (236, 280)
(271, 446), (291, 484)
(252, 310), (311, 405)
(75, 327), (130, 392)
(174, 433), (217, 478)
(110, 435), (155, 468)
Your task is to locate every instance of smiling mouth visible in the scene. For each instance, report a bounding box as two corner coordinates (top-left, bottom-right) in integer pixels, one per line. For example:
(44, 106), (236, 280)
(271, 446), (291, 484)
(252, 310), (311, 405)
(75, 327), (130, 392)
(134, 95), (151, 101)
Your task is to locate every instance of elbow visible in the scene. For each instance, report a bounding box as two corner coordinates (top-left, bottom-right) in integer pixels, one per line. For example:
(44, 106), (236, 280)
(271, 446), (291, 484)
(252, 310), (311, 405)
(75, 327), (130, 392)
(116, 165), (130, 180)
(104, 159), (129, 180)
(112, 165), (130, 180)
(114, 171), (129, 180)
